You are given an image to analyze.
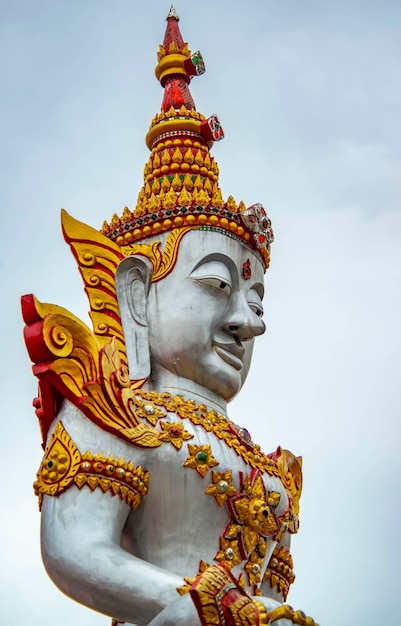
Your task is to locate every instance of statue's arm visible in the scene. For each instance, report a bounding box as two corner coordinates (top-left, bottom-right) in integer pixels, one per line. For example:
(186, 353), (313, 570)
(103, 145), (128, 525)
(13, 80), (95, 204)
(40, 467), (183, 626)
(36, 403), (185, 626)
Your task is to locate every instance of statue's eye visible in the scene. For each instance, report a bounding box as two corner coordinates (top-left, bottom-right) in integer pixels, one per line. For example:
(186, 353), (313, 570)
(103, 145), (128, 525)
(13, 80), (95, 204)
(195, 276), (232, 296)
(250, 305), (264, 317)
(190, 261), (232, 296)
(247, 289), (264, 318)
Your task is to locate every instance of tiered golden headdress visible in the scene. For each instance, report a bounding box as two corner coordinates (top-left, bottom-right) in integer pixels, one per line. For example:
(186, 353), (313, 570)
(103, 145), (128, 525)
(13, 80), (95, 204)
(22, 7), (276, 449)
(101, 6), (273, 269)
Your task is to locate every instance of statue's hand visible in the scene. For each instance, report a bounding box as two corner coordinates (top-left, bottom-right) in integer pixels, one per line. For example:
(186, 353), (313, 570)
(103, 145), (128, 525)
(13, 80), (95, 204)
(255, 597), (318, 626)
(144, 585), (300, 626)
(253, 596), (294, 626)
(145, 593), (201, 626)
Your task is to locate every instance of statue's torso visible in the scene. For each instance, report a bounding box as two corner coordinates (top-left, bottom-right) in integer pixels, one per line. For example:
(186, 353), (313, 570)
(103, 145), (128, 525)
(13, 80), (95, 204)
(58, 399), (294, 601)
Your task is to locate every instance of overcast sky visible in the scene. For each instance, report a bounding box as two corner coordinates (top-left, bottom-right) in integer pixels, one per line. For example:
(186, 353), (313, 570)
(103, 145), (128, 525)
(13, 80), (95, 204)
(1, 1), (400, 625)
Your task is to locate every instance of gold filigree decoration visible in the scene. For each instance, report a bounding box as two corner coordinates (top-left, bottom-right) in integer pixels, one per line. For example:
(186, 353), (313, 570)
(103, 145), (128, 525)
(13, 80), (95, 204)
(263, 545), (295, 602)
(210, 470), (284, 591)
(268, 447), (303, 534)
(177, 560), (211, 596)
(130, 398), (166, 426)
(34, 422), (149, 512)
(226, 472), (280, 557)
(135, 390), (282, 477)
(189, 564), (269, 626)
(244, 544), (266, 587)
(120, 227), (192, 282)
(183, 443), (219, 478)
(34, 421), (81, 503)
(214, 536), (242, 569)
(158, 421), (194, 449)
(22, 295), (161, 447)
(61, 210), (126, 363)
(205, 470), (237, 506)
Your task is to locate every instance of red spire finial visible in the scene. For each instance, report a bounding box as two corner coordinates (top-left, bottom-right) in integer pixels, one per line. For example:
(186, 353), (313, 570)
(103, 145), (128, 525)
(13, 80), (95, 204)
(163, 6), (185, 53)
(147, 11), (224, 150)
(156, 5), (196, 111)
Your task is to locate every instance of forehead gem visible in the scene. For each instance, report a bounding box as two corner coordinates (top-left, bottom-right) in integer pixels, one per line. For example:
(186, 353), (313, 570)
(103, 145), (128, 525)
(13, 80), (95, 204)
(242, 259), (251, 280)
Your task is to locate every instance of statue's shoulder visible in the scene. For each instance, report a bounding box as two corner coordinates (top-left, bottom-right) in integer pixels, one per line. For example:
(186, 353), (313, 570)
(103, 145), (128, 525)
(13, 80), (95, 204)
(34, 405), (149, 513)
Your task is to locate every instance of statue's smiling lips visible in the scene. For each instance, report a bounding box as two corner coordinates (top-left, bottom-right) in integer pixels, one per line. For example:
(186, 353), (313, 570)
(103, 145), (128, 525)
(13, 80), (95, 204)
(213, 342), (245, 371)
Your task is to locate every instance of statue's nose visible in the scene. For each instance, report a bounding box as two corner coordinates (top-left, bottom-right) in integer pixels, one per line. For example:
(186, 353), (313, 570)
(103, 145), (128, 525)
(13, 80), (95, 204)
(223, 292), (265, 342)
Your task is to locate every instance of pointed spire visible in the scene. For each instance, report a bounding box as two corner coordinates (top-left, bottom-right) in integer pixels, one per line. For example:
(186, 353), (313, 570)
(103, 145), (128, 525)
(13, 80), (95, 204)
(163, 6), (185, 54)
(155, 7), (195, 111)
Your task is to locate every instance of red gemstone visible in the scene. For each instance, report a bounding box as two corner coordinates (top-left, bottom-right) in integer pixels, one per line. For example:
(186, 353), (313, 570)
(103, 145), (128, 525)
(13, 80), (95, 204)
(242, 259), (252, 280)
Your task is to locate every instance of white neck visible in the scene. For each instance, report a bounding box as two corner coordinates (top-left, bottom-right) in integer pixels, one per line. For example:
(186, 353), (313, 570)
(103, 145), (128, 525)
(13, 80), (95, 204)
(145, 367), (228, 417)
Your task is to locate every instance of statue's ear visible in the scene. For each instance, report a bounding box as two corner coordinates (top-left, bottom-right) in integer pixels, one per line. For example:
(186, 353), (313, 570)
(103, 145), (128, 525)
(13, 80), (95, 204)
(115, 255), (153, 381)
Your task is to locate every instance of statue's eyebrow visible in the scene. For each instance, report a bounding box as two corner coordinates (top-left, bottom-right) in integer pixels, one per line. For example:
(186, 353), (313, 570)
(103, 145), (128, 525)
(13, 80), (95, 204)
(190, 254), (235, 275)
(250, 282), (264, 301)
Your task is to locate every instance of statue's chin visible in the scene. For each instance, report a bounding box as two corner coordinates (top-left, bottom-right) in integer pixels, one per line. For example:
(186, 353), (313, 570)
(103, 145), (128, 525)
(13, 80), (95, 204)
(148, 356), (247, 405)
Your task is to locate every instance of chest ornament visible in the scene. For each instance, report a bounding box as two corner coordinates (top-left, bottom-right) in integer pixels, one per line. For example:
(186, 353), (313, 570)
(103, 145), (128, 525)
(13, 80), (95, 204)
(34, 421), (148, 512)
(205, 470), (237, 506)
(226, 470), (280, 557)
(135, 390), (282, 477)
(158, 420), (194, 449)
(183, 443), (220, 477)
(209, 469), (284, 593)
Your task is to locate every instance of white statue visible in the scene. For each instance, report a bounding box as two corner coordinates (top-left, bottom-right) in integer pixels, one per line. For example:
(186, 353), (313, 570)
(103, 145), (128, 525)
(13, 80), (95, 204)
(23, 7), (316, 626)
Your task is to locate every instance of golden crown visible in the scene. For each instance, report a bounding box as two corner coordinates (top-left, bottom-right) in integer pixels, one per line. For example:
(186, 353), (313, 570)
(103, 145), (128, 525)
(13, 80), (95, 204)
(101, 6), (273, 269)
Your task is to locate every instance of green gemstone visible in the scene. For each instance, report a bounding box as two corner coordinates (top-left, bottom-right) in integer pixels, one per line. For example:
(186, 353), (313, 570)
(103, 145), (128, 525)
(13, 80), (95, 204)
(196, 451), (208, 463)
(47, 460), (54, 468)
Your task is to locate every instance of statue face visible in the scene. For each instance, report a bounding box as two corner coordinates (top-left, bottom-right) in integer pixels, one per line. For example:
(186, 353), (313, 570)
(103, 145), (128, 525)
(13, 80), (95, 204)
(146, 230), (266, 401)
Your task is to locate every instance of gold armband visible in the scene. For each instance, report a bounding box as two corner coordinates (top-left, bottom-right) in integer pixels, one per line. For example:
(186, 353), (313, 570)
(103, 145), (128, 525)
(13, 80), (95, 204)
(34, 421), (149, 511)
(267, 604), (318, 626)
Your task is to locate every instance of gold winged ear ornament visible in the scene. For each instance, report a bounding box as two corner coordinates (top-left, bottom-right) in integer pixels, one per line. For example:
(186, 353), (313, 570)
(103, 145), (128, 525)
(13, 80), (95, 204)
(21, 209), (177, 449)
(61, 209), (189, 379)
